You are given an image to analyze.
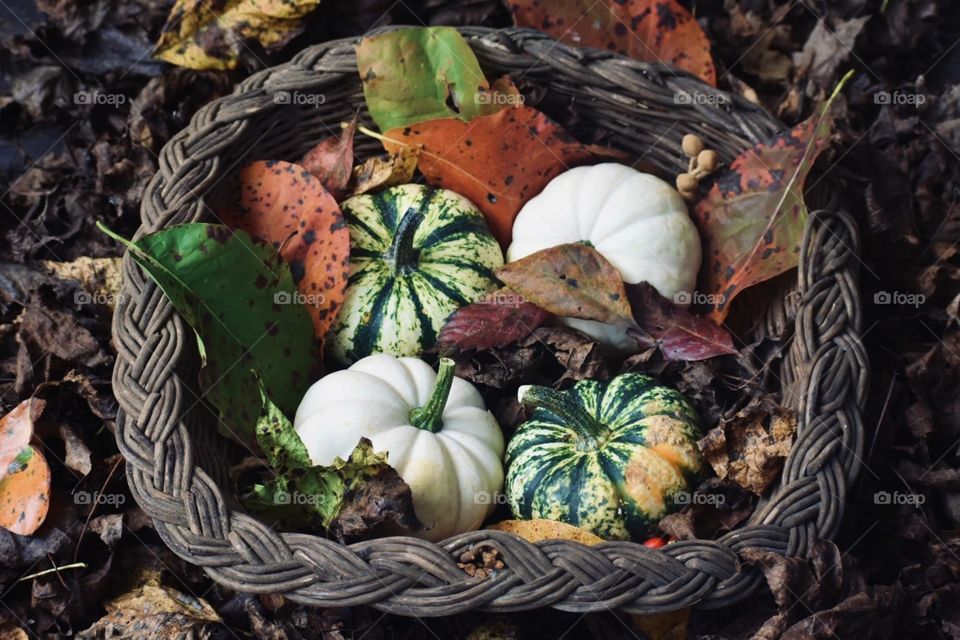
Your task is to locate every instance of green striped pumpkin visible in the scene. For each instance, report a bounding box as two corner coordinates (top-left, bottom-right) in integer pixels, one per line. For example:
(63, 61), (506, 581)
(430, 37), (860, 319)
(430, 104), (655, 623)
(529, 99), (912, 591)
(329, 184), (502, 364)
(505, 374), (703, 540)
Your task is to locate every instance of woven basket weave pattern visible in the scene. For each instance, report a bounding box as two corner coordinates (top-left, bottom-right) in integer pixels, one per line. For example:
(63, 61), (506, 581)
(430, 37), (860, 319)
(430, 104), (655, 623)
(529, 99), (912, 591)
(112, 27), (867, 615)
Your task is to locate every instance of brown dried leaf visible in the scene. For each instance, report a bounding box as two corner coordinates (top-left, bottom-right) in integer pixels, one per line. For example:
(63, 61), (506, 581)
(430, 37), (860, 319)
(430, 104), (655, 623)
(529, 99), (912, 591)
(348, 146), (420, 196)
(328, 462), (421, 540)
(437, 288), (550, 355)
(301, 116), (358, 198)
(488, 519), (602, 545)
(698, 402), (798, 494)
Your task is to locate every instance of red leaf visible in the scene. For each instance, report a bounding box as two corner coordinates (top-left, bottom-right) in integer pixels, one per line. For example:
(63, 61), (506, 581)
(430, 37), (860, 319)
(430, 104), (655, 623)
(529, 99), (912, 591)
(379, 106), (624, 248)
(301, 115), (357, 197)
(507, 0), (716, 86)
(692, 85), (843, 322)
(627, 282), (737, 361)
(220, 160), (351, 342)
(437, 288), (550, 354)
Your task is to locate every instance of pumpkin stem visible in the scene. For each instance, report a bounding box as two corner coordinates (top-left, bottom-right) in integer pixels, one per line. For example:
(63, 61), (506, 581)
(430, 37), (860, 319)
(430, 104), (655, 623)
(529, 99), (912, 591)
(520, 386), (604, 444)
(410, 358), (456, 433)
(386, 207), (423, 272)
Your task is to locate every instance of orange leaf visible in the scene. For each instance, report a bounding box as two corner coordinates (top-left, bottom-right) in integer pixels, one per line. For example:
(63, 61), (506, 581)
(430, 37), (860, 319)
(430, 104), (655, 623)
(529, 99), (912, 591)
(0, 398), (44, 473)
(489, 519), (603, 545)
(0, 446), (50, 535)
(221, 160), (351, 341)
(507, 0), (716, 86)
(381, 106), (623, 247)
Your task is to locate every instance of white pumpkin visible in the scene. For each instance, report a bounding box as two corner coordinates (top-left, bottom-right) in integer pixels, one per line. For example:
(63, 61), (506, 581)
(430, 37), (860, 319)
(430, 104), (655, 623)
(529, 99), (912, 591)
(507, 163), (702, 349)
(294, 354), (504, 541)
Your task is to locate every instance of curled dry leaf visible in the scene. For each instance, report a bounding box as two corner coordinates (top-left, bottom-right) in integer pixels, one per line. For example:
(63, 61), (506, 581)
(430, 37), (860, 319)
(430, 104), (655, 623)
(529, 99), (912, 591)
(507, 0), (716, 86)
(488, 518), (602, 545)
(496, 243), (632, 324)
(349, 145), (420, 197)
(378, 107), (626, 247)
(220, 160), (351, 341)
(437, 287), (550, 355)
(698, 401), (798, 494)
(626, 282), (738, 361)
(301, 115), (358, 198)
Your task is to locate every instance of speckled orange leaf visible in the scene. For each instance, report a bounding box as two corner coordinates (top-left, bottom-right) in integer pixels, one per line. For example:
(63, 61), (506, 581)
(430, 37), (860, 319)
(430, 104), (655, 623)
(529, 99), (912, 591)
(507, 0), (716, 86)
(0, 398), (44, 472)
(692, 82), (844, 322)
(221, 160), (351, 341)
(0, 446), (50, 536)
(381, 106), (624, 247)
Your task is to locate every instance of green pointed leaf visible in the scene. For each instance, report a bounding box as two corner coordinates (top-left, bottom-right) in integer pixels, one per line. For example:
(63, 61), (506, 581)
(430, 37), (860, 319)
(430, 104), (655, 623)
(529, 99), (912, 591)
(100, 222), (318, 449)
(356, 27), (500, 131)
(255, 377), (312, 471)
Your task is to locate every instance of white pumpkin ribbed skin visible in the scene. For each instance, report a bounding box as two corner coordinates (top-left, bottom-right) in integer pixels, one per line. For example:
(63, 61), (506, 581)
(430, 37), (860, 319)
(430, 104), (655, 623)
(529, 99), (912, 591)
(507, 163), (702, 349)
(294, 354), (505, 541)
(508, 164), (701, 295)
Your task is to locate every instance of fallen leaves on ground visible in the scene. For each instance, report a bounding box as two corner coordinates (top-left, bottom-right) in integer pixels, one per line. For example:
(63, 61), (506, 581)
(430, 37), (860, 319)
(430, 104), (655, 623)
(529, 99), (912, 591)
(698, 400), (798, 494)
(41, 257), (123, 310)
(377, 107), (625, 247)
(220, 160), (351, 342)
(507, 0), (716, 85)
(154, 0), (322, 70)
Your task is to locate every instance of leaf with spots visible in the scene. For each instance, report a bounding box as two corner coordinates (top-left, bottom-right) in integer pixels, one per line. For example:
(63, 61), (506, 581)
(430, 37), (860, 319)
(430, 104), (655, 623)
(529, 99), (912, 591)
(507, 0), (716, 86)
(356, 27), (502, 132)
(692, 75), (849, 322)
(348, 146), (420, 197)
(301, 115), (358, 198)
(626, 282), (737, 361)
(154, 0), (322, 70)
(374, 107), (625, 247)
(437, 288), (551, 354)
(98, 222), (319, 451)
(220, 160), (351, 343)
(496, 243), (633, 325)
(0, 399), (50, 536)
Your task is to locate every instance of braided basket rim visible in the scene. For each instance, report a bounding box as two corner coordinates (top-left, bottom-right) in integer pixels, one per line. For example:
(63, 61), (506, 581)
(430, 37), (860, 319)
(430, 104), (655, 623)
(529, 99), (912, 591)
(111, 26), (869, 616)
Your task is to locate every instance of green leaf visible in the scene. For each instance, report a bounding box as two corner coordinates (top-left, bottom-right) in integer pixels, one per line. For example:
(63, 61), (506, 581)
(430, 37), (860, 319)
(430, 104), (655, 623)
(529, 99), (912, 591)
(255, 377), (312, 471)
(99, 222), (318, 449)
(356, 27), (499, 131)
(246, 437), (393, 529)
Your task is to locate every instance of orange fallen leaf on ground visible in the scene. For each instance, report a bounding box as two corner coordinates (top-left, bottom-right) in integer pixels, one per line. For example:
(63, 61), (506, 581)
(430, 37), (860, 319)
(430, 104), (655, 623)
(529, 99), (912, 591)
(377, 106), (624, 248)
(507, 0), (716, 86)
(220, 160), (350, 342)
(0, 398), (51, 536)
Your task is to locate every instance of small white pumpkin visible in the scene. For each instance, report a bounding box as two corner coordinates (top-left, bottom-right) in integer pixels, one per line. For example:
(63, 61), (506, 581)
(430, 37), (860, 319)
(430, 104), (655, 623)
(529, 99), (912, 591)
(294, 354), (504, 541)
(507, 163), (702, 349)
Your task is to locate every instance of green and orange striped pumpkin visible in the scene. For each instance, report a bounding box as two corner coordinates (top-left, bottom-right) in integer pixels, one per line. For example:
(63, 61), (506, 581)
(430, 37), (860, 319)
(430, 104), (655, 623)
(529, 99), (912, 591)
(329, 184), (502, 364)
(505, 374), (703, 540)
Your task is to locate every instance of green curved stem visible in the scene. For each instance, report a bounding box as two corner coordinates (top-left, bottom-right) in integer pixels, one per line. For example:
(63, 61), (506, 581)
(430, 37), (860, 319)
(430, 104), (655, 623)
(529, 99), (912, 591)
(410, 358), (456, 433)
(386, 207), (423, 273)
(520, 386), (604, 445)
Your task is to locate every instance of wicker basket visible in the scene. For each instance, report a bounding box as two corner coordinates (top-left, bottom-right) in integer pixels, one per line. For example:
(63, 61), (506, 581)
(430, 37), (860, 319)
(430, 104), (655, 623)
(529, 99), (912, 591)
(112, 26), (868, 615)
